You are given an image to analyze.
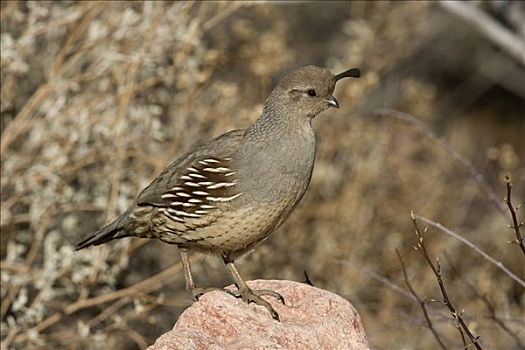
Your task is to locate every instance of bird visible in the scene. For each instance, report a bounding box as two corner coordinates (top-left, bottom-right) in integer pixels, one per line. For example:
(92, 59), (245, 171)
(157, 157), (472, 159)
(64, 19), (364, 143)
(76, 65), (361, 320)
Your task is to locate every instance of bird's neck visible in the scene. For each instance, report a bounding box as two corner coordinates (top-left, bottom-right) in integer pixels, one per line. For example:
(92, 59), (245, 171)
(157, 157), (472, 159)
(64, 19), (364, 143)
(238, 106), (317, 204)
(246, 105), (313, 142)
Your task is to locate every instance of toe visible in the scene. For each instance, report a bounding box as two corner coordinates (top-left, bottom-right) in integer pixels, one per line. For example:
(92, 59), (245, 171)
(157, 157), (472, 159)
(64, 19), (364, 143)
(254, 289), (285, 304)
(271, 309), (280, 321)
(191, 289), (204, 301)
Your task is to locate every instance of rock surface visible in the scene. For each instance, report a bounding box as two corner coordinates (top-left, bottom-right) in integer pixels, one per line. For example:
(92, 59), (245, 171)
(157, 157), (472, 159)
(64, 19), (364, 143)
(148, 279), (369, 350)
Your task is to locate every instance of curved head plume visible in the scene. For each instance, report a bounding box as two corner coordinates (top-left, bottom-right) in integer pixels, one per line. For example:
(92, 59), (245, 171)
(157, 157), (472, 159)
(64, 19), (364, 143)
(335, 68), (361, 82)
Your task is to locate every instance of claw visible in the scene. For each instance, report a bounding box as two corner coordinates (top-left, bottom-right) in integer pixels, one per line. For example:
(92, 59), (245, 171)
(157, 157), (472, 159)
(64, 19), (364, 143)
(189, 285), (284, 321)
(228, 287), (284, 321)
(228, 288), (284, 303)
(259, 289), (285, 305)
(270, 309), (280, 321)
(269, 291), (285, 305)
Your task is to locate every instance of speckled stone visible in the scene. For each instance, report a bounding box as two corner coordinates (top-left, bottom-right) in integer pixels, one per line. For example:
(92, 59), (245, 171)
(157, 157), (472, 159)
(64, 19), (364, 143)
(147, 279), (369, 350)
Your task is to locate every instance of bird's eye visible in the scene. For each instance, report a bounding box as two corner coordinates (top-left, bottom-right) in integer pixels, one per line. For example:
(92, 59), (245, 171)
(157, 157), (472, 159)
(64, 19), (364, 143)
(307, 89), (317, 97)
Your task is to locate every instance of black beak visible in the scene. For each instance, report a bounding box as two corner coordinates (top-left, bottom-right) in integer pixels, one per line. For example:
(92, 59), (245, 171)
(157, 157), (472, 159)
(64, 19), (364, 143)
(326, 96), (339, 109)
(335, 68), (361, 82)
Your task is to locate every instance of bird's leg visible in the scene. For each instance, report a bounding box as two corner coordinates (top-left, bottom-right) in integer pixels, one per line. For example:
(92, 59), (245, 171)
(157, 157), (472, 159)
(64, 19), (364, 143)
(223, 256), (285, 321)
(179, 249), (223, 300)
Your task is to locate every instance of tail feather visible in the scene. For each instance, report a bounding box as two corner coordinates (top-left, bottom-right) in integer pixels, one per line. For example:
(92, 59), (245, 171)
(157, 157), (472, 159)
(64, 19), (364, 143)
(75, 211), (130, 250)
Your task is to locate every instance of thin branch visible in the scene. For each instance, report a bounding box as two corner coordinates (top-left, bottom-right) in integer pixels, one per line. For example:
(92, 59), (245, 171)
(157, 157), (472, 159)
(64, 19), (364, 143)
(0, 326), (19, 350)
(86, 298), (130, 328)
(504, 175), (525, 255)
(12, 258), (195, 345)
(67, 260), (184, 313)
(0, 215), (52, 321)
(457, 324), (468, 350)
(415, 215), (525, 288)
(445, 253), (525, 350)
(0, 2), (105, 154)
(411, 212), (483, 350)
(396, 250), (449, 350)
(124, 327), (149, 350)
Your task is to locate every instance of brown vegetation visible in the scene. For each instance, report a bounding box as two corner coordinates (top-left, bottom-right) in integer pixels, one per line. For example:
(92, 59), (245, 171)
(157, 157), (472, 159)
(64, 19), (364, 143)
(1, 2), (524, 349)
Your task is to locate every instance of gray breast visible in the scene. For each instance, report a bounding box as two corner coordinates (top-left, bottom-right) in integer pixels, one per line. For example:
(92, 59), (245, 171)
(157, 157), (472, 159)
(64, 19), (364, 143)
(234, 126), (316, 206)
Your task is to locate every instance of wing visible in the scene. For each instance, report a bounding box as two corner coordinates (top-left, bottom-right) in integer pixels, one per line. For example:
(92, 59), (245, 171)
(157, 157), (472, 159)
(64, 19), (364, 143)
(136, 129), (245, 223)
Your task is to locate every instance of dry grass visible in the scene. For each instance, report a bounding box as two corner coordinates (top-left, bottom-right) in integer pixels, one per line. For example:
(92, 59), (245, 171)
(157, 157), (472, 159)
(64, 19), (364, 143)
(1, 2), (524, 349)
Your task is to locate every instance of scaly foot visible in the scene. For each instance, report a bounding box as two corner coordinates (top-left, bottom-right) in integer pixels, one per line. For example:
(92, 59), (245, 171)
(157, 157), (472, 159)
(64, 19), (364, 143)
(229, 287), (285, 321)
(190, 286), (257, 301)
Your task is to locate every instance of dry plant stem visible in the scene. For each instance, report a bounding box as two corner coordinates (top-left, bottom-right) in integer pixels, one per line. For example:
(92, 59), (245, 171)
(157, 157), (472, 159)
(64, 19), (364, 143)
(415, 214), (525, 288)
(396, 250), (449, 350)
(12, 259), (196, 345)
(0, 215), (52, 320)
(67, 261), (184, 312)
(126, 327), (149, 350)
(0, 327), (18, 350)
(47, 302), (155, 349)
(504, 176), (525, 255)
(91, 301), (160, 349)
(86, 298), (130, 329)
(411, 212), (483, 350)
(374, 109), (506, 216)
(0, 83), (51, 154)
(444, 253), (525, 350)
(43, 299), (157, 348)
(457, 326), (468, 350)
(50, 1), (104, 75)
(0, 2), (105, 154)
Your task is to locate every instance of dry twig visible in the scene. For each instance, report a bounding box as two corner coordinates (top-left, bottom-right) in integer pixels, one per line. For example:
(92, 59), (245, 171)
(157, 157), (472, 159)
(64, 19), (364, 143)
(415, 215), (525, 288)
(504, 175), (525, 255)
(444, 253), (525, 350)
(11, 258), (197, 346)
(396, 250), (448, 350)
(411, 212), (483, 350)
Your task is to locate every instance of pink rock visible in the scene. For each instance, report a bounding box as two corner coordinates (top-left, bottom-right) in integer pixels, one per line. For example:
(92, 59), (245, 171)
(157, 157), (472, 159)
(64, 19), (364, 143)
(148, 279), (369, 350)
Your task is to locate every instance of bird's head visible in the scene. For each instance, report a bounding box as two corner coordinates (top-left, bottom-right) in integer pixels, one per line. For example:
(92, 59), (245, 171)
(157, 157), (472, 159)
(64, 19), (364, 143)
(266, 65), (360, 119)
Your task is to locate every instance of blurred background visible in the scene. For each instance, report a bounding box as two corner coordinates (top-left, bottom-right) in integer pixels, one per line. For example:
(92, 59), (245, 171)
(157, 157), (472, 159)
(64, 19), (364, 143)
(1, 1), (524, 349)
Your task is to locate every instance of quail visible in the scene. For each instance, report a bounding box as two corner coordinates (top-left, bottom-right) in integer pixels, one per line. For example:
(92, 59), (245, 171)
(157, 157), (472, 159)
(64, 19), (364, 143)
(76, 65), (360, 320)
